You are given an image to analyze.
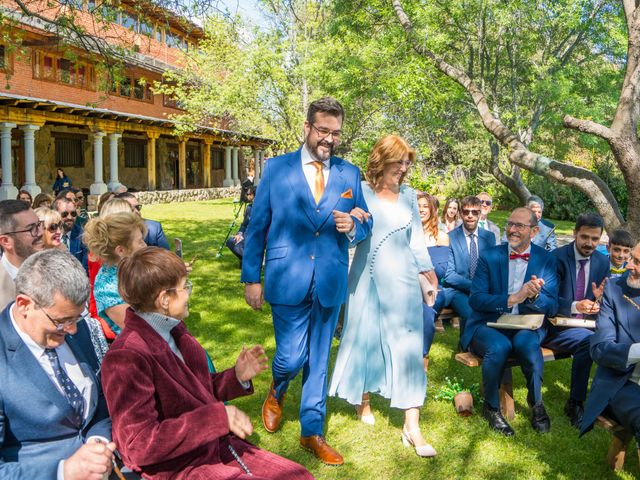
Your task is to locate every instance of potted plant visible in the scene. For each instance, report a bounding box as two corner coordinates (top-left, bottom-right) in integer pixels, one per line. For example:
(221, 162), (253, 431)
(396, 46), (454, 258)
(435, 377), (480, 417)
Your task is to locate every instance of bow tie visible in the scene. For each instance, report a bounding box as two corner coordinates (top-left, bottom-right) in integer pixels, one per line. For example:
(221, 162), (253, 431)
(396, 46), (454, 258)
(509, 252), (530, 261)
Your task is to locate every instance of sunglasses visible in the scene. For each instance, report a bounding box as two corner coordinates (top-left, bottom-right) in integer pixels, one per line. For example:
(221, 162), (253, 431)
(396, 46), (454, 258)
(480, 200), (493, 206)
(46, 222), (63, 233)
(461, 209), (480, 216)
(60, 211), (77, 218)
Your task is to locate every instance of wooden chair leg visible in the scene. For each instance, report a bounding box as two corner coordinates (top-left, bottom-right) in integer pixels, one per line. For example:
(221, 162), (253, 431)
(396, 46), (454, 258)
(435, 317), (445, 332)
(607, 430), (631, 471)
(499, 368), (515, 421)
(451, 317), (460, 329)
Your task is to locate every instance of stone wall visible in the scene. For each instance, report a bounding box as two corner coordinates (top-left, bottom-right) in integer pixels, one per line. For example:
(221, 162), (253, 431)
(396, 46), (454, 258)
(132, 186), (241, 205)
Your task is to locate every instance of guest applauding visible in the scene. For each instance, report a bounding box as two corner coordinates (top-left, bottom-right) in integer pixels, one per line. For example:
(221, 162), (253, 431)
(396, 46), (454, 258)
(102, 247), (313, 479)
(441, 197), (461, 232)
(330, 135), (437, 457)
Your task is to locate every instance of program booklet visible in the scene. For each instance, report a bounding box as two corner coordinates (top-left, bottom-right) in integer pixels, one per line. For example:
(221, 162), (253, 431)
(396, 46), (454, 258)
(548, 317), (596, 329)
(487, 314), (545, 330)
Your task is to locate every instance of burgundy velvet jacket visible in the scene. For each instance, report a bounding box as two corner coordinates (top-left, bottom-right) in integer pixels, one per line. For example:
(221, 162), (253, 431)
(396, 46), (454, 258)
(101, 309), (253, 479)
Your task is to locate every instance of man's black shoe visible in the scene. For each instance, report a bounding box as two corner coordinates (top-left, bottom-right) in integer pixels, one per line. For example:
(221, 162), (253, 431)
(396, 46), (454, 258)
(531, 402), (551, 433)
(564, 398), (584, 429)
(483, 404), (515, 437)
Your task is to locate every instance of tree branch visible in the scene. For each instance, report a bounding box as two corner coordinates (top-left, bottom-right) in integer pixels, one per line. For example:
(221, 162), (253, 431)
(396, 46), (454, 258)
(563, 115), (615, 141)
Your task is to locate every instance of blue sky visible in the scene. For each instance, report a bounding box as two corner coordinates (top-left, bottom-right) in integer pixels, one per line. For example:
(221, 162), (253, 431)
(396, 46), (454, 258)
(219, 0), (268, 27)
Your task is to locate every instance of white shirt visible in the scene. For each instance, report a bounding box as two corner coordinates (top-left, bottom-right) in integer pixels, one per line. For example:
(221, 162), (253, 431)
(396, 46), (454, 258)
(463, 226), (479, 255)
(508, 246), (531, 314)
(570, 244), (591, 314)
(1, 254), (19, 280)
(301, 144), (330, 195)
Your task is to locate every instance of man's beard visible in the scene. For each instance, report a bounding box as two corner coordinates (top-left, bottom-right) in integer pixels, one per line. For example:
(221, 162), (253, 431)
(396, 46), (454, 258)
(308, 139), (334, 161)
(627, 275), (640, 289)
(14, 236), (42, 261)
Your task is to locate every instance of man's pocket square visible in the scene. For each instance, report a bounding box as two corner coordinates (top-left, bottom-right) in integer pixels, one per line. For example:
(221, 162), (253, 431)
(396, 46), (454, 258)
(341, 189), (353, 199)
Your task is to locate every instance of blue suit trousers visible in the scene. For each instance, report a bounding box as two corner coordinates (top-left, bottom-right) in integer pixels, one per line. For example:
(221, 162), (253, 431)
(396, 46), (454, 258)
(422, 292), (445, 357)
(609, 381), (640, 443)
(270, 279), (340, 437)
(448, 290), (473, 346)
(470, 325), (544, 409)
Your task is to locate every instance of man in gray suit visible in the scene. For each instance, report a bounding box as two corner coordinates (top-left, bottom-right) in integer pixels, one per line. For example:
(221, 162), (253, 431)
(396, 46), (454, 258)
(527, 195), (557, 251)
(0, 250), (115, 479)
(476, 192), (500, 245)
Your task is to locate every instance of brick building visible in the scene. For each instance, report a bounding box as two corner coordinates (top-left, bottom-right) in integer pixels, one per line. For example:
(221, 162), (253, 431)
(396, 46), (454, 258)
(0, 0), (271, 199)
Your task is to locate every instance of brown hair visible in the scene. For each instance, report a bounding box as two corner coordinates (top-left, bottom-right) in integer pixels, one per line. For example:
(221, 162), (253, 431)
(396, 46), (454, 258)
(97, 192), (116, 215)
(365, 135), (416, 189)
(417, 193), (440, 240)
(118, 246), (188, 312)
(32, 193), (54, 209)
(306, 97), (345, 124)
(83, 212), (146, 264)
(441, 198), (460, 223)
(461, 195), (481, 209)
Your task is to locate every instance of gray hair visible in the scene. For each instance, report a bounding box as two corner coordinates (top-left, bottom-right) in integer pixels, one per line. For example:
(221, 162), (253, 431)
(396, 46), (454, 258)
(15, 250), (89, 307)
(526, 195), (544, 211)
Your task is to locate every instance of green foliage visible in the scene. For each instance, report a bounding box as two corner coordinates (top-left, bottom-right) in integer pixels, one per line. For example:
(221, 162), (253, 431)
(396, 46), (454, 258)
(434, 376), (481, 404)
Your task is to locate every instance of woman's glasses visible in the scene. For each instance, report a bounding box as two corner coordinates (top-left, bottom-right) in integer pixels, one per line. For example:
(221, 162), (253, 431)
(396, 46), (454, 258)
(46, 222), (63, 234)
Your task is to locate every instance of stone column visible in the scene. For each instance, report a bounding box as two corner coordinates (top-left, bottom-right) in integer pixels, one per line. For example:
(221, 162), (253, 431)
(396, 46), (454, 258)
(107, 133), (122, 191)
(20, 124), (41, 197)
(259, 150), (265, 177)
(253, 148), (260, 184)
(203, 139), (212, 188)
(223, 145), (233, 187)
(90, 131), (108, 195)
(178, 138), (186, 189)
(0, 123), (17, 200)
(232, 146), (240, 186)
(146, 132), (159, 191)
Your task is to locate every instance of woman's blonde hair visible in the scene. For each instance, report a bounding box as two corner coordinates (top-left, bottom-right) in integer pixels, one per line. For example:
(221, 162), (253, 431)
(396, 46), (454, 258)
(99, 198), (133, 217)
(34, 207), (62, 228)
(83, 212), (147, 264)
(365, 135), (416, 188)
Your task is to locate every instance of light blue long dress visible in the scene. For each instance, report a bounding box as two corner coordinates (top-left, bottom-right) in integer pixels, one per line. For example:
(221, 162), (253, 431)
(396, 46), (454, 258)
(329, 183), (433, 409)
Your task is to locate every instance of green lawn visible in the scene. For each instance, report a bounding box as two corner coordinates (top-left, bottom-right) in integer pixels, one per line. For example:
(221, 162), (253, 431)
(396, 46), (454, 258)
(143, 199), (633, 480)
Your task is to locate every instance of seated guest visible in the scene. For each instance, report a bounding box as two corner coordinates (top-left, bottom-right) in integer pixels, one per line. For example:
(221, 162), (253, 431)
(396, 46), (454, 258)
(608, 229), (634, 278)
(476, 192), (500, 245)
(101, 247), (313, 479)
(418, 193), (449, 247)
(443, 196), (495, 342)
(463, 207), (558, 436)
(581, 242), (640, 442)
(226, 186), (256, 262)
(84, 212), (147, 335)
(543, 213), (609, 428)
(32, 193), (53, 209)
(72, 188), (89, 228)
(0, 200), (44, 309)
(53, 198), (88, 270)
(441, 197), (461, 232)
(97, 192), (116, 215)
(56, 188), (77, 204)
(0, 249), (114, 478)
(16, 190), (32, 205)
(115, 192), (169, 250)
(34, 207), (64, 250)
(527, 195), (557, 251)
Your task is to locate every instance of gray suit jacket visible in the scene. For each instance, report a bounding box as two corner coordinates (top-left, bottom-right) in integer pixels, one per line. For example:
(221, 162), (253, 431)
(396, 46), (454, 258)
(0, 261), (15, 312)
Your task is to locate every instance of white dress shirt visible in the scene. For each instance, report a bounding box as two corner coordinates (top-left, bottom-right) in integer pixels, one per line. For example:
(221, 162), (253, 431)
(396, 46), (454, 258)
(570, 244), (591, 314)
(508, 246), (531, 314)
(1, 254), (19, 280)
(462, 226), (479, 254)
(301, 144), (330, 195)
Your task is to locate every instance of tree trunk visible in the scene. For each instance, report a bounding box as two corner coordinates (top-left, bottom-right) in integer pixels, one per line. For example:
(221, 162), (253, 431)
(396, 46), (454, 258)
(489, 140), (531, 205)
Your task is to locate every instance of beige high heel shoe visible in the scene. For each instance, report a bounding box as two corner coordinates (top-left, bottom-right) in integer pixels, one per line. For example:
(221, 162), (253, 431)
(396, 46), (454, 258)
(355, 393), (375, 426)
(401, 427), (437, 457)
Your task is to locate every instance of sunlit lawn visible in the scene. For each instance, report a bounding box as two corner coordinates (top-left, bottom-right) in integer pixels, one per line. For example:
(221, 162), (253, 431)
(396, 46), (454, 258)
(143, 200), (634, 480)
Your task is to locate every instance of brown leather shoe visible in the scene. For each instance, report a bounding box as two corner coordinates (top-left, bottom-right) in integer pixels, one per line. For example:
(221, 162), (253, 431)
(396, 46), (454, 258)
(262, 383), (285, 433)
(300, 435), (344, 466)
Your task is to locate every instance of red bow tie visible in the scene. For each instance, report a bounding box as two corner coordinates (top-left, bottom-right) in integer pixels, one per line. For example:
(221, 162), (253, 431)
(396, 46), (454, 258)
(509, 252), (530, 261)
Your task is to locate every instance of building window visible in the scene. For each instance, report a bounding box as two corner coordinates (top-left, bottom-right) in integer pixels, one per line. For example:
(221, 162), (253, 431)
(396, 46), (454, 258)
(163, 93), (183, 109)
(55, 136), (84, 167)
(155, 26), (163, 43)
(0, 45), (13, 73)
(124, 140), (146, 168)
(33, 51), (95, 90)
(112, 75), (153, 102)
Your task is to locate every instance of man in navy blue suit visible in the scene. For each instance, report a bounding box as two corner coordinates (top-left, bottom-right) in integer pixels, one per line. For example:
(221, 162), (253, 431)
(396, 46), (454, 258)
(543, 213), (609, 428)
(241, 97), (372, 465)
(0, 249), (114, 479)
(463, 207), (558, 436)
(444, 195), (496, 344)
(581, 242), (640, 443)
(53, 198), (88, 271)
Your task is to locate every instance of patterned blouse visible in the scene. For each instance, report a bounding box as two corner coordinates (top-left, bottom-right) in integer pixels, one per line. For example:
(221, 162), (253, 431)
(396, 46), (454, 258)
(94, 264), (124, 335)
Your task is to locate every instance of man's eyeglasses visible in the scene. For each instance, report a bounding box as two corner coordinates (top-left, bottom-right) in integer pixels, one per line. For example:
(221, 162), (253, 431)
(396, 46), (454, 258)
(39, 305), (82, 332)
(60, 211), (77, 218)
(167, 280), (193, 296)
(480, 200), (493, 206)
(46, 222), (63, 234)
(0, 221), (43, 237)
(311, 124), (342, 140)
(461, 209), (480, 217)
(506, 221), (533, 231)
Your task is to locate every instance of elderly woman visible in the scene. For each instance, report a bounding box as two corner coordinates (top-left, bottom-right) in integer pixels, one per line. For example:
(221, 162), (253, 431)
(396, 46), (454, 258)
(101, 247), (313, 479)
(441, 197), (462, 232)
(83, 212), (146, 335)
(34, 207), (64, 250)
(329, 135), (438, 457)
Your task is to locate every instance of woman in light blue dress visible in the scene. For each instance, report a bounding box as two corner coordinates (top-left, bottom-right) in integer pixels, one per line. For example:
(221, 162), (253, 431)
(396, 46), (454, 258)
(329, 135), (438, 457)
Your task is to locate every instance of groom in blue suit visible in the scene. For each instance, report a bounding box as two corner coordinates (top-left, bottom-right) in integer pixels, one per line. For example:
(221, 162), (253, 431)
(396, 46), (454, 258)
(463, 207), (558, 436)
(0, 249), (114, 479)
(241, 97), (372, 465)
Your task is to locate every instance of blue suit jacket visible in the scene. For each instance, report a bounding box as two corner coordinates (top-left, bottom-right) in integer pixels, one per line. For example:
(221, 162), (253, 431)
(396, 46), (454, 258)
(69, 223), (88, 271)
(444, 225), (496, 294)
(0, 304), (111, 479)
(554, 242), (610, 317)
(581, 275), (640, 435)
(241, 149), (372, 307)
(144, 219), (170, 250)
(461, 243), (559, 350)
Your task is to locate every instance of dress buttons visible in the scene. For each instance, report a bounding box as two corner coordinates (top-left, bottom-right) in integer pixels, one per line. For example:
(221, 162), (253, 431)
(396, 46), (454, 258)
(315, 232), (320, 237)
(316, 209), (320, 213)
(310, 255), (315, 260)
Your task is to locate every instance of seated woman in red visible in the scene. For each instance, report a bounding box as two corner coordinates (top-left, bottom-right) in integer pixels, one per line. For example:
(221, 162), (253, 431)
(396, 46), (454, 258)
(101, 247), (313, 480)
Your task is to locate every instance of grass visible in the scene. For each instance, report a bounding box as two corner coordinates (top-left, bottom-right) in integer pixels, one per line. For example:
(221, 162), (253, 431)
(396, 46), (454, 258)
(143, 199), (634, 480)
